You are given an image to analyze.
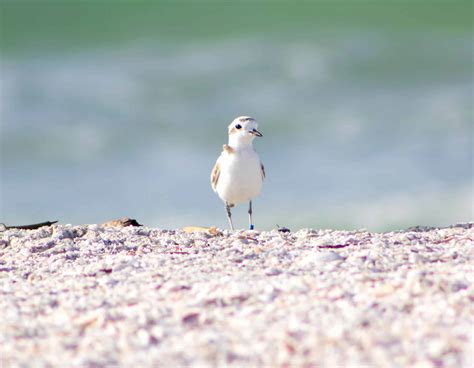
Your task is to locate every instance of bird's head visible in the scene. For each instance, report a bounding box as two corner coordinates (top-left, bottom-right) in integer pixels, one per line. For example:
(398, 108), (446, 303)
(228, 116), (262, 147)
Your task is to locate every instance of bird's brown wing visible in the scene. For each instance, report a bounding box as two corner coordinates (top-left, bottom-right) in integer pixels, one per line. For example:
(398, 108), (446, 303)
(211, 157), (222, 192)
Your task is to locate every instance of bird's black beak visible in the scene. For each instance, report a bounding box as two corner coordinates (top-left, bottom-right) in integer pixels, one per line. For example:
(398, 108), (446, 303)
(250, 129), (263, 137)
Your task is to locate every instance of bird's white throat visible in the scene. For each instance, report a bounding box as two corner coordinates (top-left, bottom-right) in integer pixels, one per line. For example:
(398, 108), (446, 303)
(228, 135), (256, 150)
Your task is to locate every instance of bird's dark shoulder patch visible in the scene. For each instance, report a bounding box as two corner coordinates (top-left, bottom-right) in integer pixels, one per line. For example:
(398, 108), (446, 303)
(223, 144), (235, 154)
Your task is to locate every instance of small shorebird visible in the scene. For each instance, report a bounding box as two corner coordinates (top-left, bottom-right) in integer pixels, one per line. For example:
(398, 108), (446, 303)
(211, 116), (265, 230)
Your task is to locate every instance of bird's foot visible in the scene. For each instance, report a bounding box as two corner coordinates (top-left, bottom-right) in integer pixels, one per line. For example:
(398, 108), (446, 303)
(249, 224), (254, 230)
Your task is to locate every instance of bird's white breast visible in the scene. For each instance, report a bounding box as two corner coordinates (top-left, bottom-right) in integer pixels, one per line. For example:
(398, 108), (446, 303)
(216, 148), (263, 205)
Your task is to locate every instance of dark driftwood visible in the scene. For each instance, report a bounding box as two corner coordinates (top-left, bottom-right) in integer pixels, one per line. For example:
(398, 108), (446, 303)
(101, 218), (142, 228)
(0, 221), (58, 231)
(0, 217), (143, 231)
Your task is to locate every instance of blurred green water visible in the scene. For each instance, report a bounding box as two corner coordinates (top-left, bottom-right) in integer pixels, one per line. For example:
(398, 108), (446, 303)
(1, 1), (472, 230)
(2, 1), (471, 52)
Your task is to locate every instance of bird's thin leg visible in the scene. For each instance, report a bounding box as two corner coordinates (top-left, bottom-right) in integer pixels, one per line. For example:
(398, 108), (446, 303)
(248, 201), (254, 230)
(225, 203), (235, 231)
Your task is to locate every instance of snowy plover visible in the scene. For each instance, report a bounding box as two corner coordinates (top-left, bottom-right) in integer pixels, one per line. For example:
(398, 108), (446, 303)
(211, 116), (265, 230)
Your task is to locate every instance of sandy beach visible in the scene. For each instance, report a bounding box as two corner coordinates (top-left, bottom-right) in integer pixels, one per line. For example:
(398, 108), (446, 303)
(1, 223), (472, 367)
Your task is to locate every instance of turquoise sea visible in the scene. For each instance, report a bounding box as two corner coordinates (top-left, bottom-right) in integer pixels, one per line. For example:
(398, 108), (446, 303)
(1, 2), (472, 230)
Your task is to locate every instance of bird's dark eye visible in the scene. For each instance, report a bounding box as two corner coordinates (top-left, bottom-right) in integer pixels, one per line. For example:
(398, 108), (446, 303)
(235, 124), (242, 129)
